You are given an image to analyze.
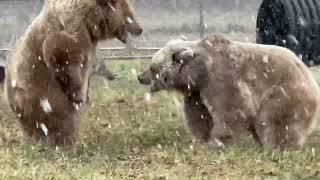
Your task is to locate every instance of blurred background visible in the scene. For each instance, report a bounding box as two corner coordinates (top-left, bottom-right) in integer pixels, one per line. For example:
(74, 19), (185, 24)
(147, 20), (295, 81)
(0, 0), (262, 48)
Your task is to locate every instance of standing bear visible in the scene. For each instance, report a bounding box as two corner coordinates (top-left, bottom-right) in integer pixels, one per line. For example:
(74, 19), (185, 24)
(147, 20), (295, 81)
(138, 34), (320, 150)
(5, 0), (142, 146)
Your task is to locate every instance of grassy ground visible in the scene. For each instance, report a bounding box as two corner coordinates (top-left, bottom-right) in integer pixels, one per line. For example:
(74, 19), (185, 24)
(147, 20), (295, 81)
(0, 61), (320, 179)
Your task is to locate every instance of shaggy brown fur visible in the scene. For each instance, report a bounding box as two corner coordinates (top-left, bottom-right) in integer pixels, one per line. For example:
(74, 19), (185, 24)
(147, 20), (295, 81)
(138, 34), (320, 150)
(5, 0), (142, 146)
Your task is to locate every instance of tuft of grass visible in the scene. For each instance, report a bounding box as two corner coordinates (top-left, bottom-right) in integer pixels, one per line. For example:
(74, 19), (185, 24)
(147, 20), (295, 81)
(0, 60), (319, 179)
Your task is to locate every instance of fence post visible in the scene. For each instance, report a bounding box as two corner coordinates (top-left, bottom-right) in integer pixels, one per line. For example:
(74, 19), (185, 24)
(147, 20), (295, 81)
(126, 35), (135, 55)
(199, 1), (205, 38)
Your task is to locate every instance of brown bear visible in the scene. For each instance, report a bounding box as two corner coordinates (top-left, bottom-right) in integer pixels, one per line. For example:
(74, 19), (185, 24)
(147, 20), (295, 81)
(138, 34), (320, 150)
(5, 0), (142, 146)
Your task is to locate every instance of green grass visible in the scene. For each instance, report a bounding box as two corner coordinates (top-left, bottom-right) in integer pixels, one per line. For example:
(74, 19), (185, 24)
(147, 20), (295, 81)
(0, 60), (320, 179)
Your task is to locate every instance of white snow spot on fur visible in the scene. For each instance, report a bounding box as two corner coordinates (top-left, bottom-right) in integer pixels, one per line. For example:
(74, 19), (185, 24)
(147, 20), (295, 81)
(40, 98), (52, 113)
(40, 123), (48, 136)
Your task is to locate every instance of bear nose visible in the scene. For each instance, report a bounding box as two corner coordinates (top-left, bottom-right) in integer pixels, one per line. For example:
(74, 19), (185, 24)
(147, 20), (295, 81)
(136, 27), (143, 36)
(137, 74), (151, 85)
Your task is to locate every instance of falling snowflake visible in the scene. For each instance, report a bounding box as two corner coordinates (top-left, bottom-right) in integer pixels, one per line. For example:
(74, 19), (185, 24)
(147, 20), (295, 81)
(40, 98), (52, 113)
(131, 68), (137, 76)
(94, 25), (98, 30)
(108, 3), (116, 12)
(205, 40), (213, 47)
(189, 145), (194, 151)
(66, 61), (69, 65)
(18, 114), (21, 118)
(11, 80), (17, 88)
(80, 63), (83, 68)
(298, 17), (306, 26)
(126, 17), (133, 24)
(312, 147), (315, 157)
(172, 96), (181, 107)
(38, 56), (41, 61)
(73, 103), (80, 110)
(144, 92), (151, 102)
(156, 73), (160, 79)
(40, 123), (48, 136)
(214, 138), (224, 148)
(175, 131), (181, 137)
(32, 64), (35, 69)
(288, 34), (299, 45)
(263, 73), (268, 78)
(263, 55), (269, 63)
(285, 125), (288, 130)
(157, 144), (162, 149)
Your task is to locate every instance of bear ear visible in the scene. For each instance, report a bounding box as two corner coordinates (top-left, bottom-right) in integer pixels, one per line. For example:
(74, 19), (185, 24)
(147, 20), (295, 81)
(172, 48), (196, 64)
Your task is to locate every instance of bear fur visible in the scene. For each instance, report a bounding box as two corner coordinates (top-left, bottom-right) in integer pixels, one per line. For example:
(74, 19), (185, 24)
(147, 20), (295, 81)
(5, 0), (142, 146)
(138, 34), (320, 150)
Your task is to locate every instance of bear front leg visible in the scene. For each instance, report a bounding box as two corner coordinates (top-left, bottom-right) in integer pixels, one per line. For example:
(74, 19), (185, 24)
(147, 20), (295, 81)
(182, 93), (213, 142)
(207, 115), (233, 149)
(47, 112), (80, 147)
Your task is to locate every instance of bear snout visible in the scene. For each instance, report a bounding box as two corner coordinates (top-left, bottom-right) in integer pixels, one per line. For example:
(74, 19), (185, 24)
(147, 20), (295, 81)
(137, 72), (151, 85)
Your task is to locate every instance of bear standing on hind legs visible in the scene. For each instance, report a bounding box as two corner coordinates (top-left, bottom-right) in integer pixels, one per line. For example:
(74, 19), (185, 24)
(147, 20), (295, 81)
(138, 34), (320, 150)
(5, 0), (142, 146)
